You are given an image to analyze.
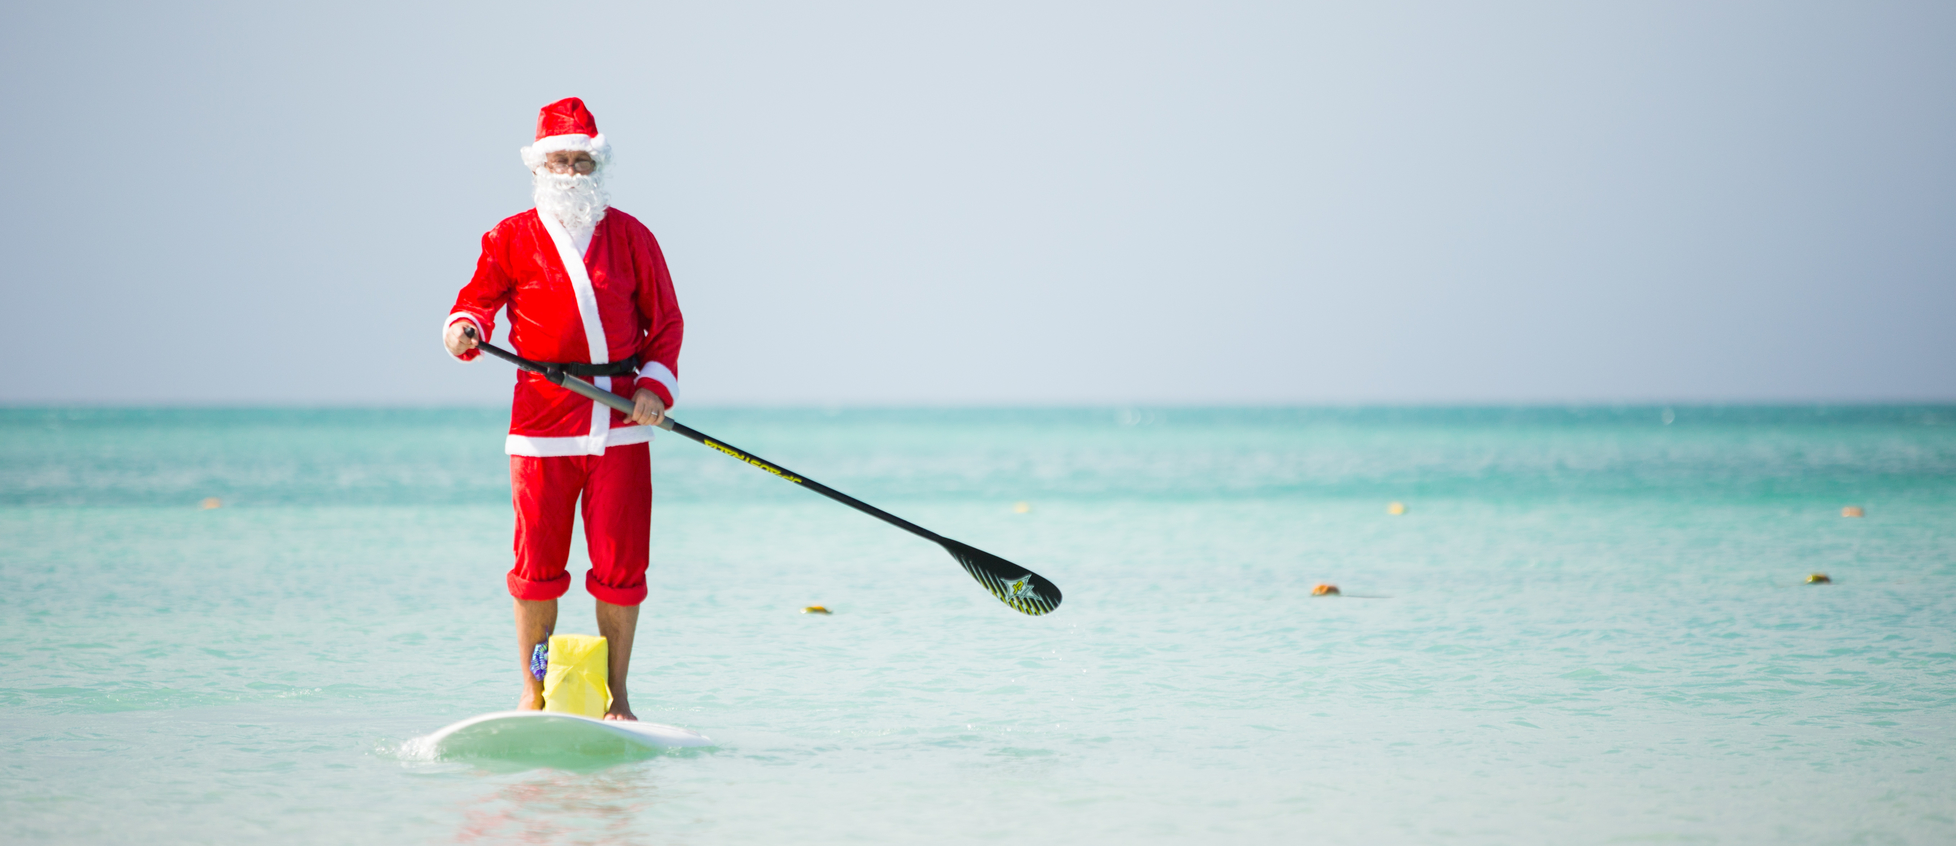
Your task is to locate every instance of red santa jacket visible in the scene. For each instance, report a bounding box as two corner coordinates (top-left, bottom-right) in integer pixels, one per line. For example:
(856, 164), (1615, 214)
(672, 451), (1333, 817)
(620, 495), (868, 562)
(445, 207), (683, 457)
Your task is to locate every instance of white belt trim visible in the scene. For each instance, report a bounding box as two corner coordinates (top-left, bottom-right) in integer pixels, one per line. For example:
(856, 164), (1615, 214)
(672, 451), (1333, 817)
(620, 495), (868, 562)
(535, 208), (613, 454)
(636, 360), (680, 405)
(506, 422), (654, 457)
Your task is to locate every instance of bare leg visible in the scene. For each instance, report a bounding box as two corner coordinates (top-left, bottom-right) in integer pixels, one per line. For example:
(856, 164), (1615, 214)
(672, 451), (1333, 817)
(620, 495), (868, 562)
(514, 598), (557, 710)
(595, 599), (639, 721)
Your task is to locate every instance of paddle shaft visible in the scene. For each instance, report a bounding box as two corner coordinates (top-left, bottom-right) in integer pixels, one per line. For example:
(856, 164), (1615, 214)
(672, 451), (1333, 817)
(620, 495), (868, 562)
(463, 329), (945, 544)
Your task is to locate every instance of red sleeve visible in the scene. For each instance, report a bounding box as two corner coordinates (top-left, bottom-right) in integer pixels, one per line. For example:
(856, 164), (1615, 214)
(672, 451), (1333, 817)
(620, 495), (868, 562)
(446, 227), (516, 362)
(630, 229), (684, 407)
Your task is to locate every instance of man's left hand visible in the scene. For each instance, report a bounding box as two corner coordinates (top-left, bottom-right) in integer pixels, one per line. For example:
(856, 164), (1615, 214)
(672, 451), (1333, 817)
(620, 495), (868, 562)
(629, 389), (667, 426)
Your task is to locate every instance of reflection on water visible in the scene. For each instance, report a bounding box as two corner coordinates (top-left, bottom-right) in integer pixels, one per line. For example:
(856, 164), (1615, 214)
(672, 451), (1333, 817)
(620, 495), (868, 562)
(453, 765), (672, 846)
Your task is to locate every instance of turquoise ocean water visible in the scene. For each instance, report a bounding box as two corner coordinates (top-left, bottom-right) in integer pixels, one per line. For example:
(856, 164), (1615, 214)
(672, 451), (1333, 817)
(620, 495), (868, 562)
(2, 406), (1953, 844)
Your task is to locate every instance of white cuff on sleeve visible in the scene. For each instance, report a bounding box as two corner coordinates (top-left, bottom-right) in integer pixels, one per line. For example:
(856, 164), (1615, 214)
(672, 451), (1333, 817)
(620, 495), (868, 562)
(637, 360), (680, 404)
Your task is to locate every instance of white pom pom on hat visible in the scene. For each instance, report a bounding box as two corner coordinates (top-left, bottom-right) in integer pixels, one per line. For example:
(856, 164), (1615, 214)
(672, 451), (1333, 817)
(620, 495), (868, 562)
(520, 97), (611, 171)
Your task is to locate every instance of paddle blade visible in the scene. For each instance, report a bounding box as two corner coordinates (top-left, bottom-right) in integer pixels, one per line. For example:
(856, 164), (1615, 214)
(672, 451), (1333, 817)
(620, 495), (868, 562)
(941, 539), (1062, 616)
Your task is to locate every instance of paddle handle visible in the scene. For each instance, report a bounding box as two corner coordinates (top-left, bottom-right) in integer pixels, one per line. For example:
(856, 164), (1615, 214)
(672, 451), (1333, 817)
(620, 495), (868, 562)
(461, 327), (943, 544)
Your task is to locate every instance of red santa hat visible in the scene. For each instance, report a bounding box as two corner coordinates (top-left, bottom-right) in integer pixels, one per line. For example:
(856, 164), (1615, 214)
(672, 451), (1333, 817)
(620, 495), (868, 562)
(519, 97), (612, 171)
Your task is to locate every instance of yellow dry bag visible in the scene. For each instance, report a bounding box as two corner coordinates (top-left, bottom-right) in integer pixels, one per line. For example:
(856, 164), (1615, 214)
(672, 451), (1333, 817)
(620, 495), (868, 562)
(541, 634), (611, 718)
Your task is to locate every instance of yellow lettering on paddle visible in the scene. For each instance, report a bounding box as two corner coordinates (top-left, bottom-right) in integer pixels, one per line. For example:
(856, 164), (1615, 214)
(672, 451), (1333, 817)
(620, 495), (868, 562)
(703, 440), (804, 484)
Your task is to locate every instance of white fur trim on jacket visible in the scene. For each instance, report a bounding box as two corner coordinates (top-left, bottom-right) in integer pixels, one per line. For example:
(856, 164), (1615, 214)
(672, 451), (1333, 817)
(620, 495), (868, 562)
(532, 209), (613, 455)
(505, 422), (654, 457)
(520, 133), (611, 170)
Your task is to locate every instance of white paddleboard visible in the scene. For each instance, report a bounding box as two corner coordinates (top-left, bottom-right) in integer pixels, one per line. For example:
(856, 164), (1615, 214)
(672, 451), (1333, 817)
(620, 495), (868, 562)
(405, 711), (712, 762)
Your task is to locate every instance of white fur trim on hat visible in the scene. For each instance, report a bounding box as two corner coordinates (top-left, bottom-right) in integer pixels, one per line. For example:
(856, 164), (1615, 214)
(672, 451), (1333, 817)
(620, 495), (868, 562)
(520, 133), (611, 170)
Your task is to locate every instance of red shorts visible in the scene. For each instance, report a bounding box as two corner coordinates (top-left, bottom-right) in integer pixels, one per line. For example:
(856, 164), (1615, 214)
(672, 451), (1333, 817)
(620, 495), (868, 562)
(507, 442), (651, 606)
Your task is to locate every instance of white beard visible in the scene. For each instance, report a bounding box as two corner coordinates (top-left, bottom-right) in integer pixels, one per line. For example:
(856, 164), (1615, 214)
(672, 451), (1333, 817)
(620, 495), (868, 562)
(533, 169), (609, 241)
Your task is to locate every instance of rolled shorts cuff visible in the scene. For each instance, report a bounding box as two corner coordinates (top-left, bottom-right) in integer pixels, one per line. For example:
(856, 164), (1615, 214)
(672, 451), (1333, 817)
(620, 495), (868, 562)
(508, 569), (572, 601)
(585, 570), (647, 606)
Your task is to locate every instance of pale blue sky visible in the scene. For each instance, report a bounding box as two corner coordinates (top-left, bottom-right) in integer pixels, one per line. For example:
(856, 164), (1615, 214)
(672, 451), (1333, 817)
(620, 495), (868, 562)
(3, 1), (1951, 405)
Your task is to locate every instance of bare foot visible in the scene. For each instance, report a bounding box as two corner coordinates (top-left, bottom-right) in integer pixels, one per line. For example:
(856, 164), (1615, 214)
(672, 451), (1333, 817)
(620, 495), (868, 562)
(517, 686), (543, 711)
(603, 699), (636, 721)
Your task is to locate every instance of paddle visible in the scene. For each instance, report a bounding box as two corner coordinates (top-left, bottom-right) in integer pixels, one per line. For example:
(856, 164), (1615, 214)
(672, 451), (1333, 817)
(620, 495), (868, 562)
(460, 327), (1062, 616)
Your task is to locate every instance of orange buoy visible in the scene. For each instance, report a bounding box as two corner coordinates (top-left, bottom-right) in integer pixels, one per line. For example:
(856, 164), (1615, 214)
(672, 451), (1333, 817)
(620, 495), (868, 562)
(1386, 502), (1407, 516)
(1012, 501), (1031, 514)
(1806, 574), (1831, 585)
(1841, 506), (1864, 518)
(200, 497), (222, 510)
(801, 605), (832, 614)
(1311, 583), (1340, 596)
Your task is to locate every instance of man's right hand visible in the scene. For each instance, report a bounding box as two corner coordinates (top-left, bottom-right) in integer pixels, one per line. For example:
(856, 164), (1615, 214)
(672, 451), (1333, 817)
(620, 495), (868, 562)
(444, 321), (480, 357)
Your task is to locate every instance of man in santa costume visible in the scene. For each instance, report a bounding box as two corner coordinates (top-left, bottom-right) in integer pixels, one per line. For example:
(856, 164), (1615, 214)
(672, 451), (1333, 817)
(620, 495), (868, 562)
(442, 97), (682, 721)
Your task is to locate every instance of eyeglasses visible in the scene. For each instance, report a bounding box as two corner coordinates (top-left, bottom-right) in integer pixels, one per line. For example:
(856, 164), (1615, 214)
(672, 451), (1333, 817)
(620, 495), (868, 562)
(544, 153), (597, 174)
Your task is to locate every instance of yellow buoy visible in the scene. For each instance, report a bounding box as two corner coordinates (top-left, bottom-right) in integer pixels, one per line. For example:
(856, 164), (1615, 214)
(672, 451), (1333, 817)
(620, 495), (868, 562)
(1806, 574), (1832, 585)
(200, 497), (222, 510)
(1841, 506), (1864, 518)
(1387, 502), (1407, 516)
(802, 606), (832, 614)
(1311, 583), (1340, 596)
(1013, 502), (1031, 514)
